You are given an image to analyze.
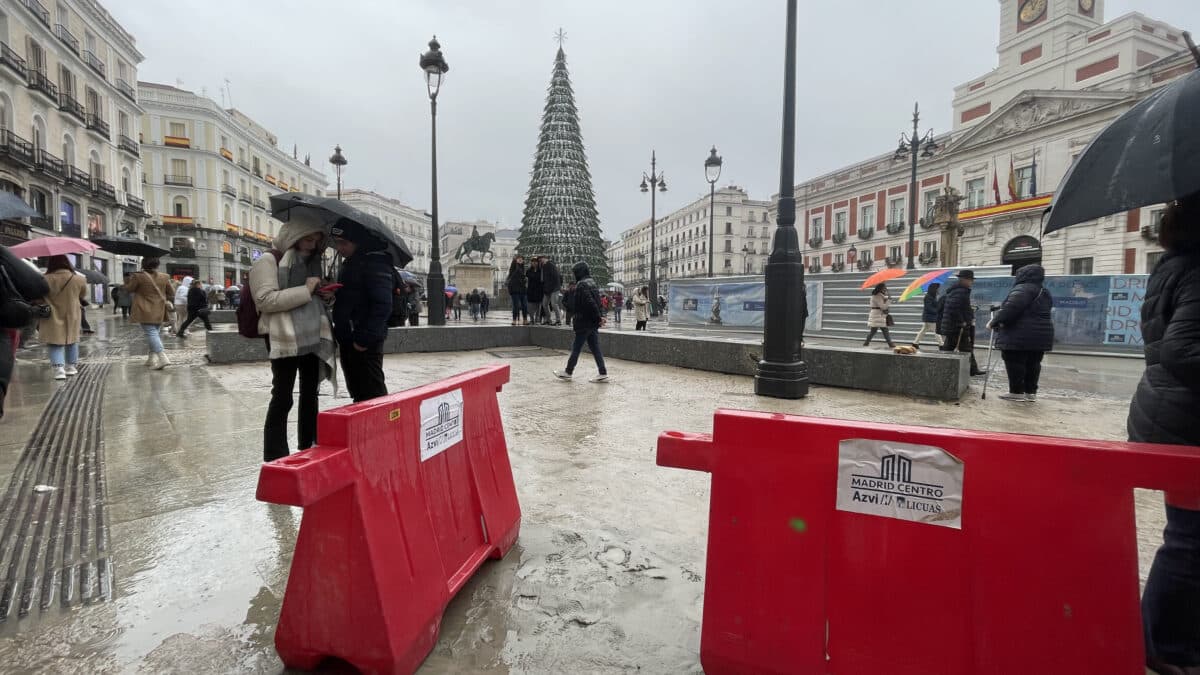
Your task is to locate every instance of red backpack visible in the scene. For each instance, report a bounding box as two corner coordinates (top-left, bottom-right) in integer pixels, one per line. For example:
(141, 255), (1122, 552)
(236, 250), (283, 338)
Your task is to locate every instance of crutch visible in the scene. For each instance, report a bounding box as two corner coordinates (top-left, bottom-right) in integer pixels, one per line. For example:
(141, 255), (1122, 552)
(981, 306), (999, 400)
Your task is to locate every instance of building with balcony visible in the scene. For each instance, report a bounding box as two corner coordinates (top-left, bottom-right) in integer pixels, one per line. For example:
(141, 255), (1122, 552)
(605, 238), (625, 286)
(618, 185), (773, 292)
(137, 82), (327, 285)
(777, 0), (1192, 277)
(335, 189), (433, 280)
(0, 0), (145, 295)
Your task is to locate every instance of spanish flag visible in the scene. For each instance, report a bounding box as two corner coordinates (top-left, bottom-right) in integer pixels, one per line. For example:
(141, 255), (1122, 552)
(992, 158), (1001, 205)
(1007, 157), (1018, 202)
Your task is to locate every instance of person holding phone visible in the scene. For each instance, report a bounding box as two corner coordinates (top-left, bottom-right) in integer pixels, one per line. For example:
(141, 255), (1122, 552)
(330, 218), (393, 403)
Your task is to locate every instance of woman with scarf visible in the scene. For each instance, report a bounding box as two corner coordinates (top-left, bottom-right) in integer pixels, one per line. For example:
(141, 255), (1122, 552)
(250, 219), (337, 463)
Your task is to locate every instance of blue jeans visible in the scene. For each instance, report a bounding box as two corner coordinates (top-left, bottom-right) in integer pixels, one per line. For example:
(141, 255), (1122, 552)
(1144, 504), (1200, 666)
(565, 330), (606, 375)
(47, 343), (79, 367)
(140, 323), (164, 353)
(511, 293), (528, 321)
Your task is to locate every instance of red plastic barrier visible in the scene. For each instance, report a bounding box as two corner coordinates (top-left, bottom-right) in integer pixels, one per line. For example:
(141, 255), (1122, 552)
(257, 364), (520, 674)
(658, 410), (1200, 675)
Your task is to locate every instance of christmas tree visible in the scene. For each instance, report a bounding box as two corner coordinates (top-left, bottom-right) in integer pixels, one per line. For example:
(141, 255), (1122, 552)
(517, 44), (608, 283)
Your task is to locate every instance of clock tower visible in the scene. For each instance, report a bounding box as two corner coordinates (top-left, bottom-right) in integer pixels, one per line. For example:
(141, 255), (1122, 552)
(997, 0), (1104, 71)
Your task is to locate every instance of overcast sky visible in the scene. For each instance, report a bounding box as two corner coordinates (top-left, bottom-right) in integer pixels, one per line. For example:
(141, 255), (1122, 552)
(106, 0), (1199, 241)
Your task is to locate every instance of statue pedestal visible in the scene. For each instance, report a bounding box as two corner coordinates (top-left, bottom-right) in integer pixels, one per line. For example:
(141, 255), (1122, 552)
(449, 262), (496, 295)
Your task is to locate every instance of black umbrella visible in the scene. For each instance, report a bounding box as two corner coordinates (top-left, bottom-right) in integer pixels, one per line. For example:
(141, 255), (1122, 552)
(88, 235), (171, 258)
(79, 268), (108, 284)
(0, 192), (39, 220)
(1045, 61), (1200, 234)
(271, 192), (413, 267)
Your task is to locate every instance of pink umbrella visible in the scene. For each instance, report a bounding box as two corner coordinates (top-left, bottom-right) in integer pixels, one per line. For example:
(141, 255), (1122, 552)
(9, 236), (100, 258)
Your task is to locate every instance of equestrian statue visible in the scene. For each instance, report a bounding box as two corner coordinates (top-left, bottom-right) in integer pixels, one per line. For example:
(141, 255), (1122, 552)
(453, 226), (496, 264)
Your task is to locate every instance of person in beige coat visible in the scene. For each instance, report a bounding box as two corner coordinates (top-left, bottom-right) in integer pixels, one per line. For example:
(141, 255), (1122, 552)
(123, 257), (174, 369)
(38, 255), (87, 380)
(633, 286), (650, 331)
(863, 283), (896, 348)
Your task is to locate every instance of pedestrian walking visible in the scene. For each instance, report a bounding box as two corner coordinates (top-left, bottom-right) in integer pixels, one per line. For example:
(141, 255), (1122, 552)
(1128, 193), (1200, 675)
(988, 264), (1054, 402)
(226, 286), (240, 309)
(123, 258), (174, 370)
(110, 285), (120, 315)
(863, 283), (896, 348)
(331, 218), (392, 403)
(527, 257), (544, 324)
(480, 290), (490, 319)
(116, 282), (132, 319)
(250, 220), (336, 462)
(633, 286), (650, 330)
(912, 282), (944, 348)
(173, 275), (192, 334)
(937, 270), (986, 376)
(539, 256), (561, 325)
(406, 284), (422, 326)
(452, 291), (463, 321)
(468, 289), (481, 321)
(38, 256), (86, 380)
(555, 261), (608, 382)
(507, 255), (528, 325)
(613, 291), (624, 323)
(0, 244), (50, 420)
(176, 279), (215, 337)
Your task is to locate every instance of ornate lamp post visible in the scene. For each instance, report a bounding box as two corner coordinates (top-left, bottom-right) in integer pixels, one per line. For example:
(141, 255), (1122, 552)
(640, 151), (667, 316)
(704, 146), (722, 278)
(420, 36), (449, 326)
(892, 102), (939, 269)
(755, 0), (809, 399)
(329, 145), (347, 199)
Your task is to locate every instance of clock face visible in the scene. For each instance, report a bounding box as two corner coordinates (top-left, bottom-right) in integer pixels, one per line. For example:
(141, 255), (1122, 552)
(1019, 0), (1048, 24)
(1079, 0), (1095, 13)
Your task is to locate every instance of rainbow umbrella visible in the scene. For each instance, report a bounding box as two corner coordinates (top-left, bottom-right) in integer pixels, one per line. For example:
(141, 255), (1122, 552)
(859, 268), (907, 290)
(899, 269), (954, 302)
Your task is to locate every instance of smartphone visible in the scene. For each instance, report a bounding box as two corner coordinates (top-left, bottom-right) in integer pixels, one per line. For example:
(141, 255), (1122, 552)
(318, 283), (344, 293)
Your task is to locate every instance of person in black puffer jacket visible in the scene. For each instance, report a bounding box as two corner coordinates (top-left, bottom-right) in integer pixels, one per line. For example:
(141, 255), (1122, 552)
(937, 270), (984, 375)
(988, 264), (1053, 402)
(506, 256), (528, 325)
(1131, 193), (1200, 675)
(554, 261), (608, 382)
(331, 218), (394, 403)
(911, 282), (944, 348)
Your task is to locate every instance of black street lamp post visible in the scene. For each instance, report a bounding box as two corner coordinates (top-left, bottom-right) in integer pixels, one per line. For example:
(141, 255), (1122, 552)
(892, 102), (939, 269)
(704, 146), (722, 278)
(420, 36), (449, 326)
(640, 151), (667, 316)
(329, 145), (347, 199)
(755, 0), (809, 400)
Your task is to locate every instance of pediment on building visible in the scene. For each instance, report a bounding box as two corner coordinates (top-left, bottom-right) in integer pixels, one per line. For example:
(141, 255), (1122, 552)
(953, 90), (1131, 150)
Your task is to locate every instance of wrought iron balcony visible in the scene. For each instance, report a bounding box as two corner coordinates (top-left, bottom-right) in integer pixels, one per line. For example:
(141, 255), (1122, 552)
(164, 174), (193, 186)
(885, 255), (903, 267)
(83, 50), (105, 77)
(116, 78), (136, 102)
(831, 261), (846, 273)
(34, 148), (64, 179)
(27, 68), (59, 102)
(0, 130), (36, 168)
(238, 191), (251, 204)
(221, 184), (237, 198)
(58, 91), (86, 123)
(807, 262), (822, 274)
(170, 247), (196, 259)
(918, 251), (939, 265)
(92, 178), (117, 204)
(806, 236), (823, 249)
(237, 160), (250, 171)
(0, 43), (27, 79)
(885, 222), (906, 235)
(67, 166), (91, 191)
(857, 227), (875, 240)
(124, 194), (145, 214)
(252, 167), (262, 178)
(832, 231), (847, 244)
(224, 252), (234, 262)
(54, 24), (79, 54)
(856, 258), (874, 272)
(118, 134), (139, 156)
(21, 0), (50, 27)
(1141, 224), (1160, 243)
(86, 113), (110, 140)
(253, 198), (266, 210)
(919, 216), (937, 230)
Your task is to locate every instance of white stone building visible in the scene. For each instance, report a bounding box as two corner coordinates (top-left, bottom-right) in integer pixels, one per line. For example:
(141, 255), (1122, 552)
(605, 238), (624, 286)
(337, 188), (432, 278)
(137, 82), (327, 286)
(0, 0), (146, 297)
(619, 185), (773, 290)
(779, 0), (1192, 277)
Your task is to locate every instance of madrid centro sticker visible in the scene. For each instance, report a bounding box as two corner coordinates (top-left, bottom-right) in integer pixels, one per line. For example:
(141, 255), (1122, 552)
(835, 439), (964, 529)
(419, 389), (464, 462)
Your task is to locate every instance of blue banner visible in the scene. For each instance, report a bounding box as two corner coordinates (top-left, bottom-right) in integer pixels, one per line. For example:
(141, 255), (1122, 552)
(668, 279), (822, 331)
(971, 274), (1145, 350)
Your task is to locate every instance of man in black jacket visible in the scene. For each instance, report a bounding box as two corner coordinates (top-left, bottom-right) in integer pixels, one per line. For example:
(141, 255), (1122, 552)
(1, 245), (51, 420)
(937, 269), (985, 376)
(539, 257), (562, 326)
(331, 219), (394, 402)
(554, 261), (608, 382)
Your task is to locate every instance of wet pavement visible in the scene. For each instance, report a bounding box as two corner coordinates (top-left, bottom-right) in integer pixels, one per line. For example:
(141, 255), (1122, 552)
(0, 314), (1164, 673)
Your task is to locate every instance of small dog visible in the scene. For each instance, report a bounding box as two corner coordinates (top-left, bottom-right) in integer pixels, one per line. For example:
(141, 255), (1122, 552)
(892, 345), (919, 355)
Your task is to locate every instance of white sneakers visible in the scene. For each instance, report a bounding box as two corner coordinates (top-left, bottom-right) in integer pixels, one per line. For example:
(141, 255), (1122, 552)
(554, 370), (610, 383)
(152, 352), (170, 370)
(145, 354), (157, 368)
(53, 366), (66, 380)
(64, 365), (78, 376)
(999, 392), (1037, 402)
(590, 374), (609, 383)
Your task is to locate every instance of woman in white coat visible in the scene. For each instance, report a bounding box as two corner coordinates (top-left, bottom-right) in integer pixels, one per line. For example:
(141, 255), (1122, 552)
(863, 283), (896, 348)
